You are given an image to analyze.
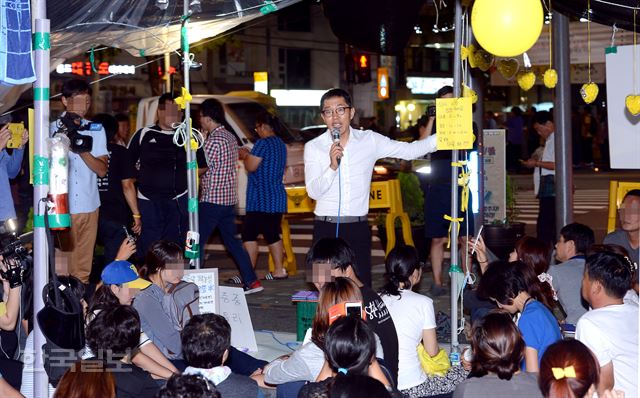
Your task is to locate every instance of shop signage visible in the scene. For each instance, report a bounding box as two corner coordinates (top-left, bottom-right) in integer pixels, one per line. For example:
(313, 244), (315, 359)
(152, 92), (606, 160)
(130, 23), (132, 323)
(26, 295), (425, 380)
(55, 62), (136, 76)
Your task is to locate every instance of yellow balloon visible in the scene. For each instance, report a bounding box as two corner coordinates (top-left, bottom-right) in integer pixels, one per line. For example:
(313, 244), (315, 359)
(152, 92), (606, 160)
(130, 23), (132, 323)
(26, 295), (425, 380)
(471, 0), (544, 57)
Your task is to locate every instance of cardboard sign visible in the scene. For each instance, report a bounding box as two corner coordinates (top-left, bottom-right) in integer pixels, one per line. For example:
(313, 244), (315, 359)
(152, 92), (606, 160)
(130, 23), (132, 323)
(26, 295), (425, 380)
(182, 268), (219, 314)
(435, 97), (473, 150)
(219, 286), (258, 352)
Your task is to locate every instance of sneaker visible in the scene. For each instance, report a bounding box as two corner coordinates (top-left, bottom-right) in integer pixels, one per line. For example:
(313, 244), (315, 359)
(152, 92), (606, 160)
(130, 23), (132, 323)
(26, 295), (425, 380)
(243, 281), (264, 295)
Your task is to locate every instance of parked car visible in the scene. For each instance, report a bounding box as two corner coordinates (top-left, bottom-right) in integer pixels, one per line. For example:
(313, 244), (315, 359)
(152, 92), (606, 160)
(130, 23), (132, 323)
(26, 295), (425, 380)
(136, 95), (305, 214)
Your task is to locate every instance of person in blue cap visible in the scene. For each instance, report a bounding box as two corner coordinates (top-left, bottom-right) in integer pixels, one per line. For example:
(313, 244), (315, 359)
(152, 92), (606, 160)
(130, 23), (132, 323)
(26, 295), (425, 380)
(88, 260), (179, 379)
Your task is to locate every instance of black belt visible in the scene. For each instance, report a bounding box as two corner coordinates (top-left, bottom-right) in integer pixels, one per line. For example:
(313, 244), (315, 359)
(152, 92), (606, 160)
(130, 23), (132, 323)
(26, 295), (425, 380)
(315, 215), (368, 224)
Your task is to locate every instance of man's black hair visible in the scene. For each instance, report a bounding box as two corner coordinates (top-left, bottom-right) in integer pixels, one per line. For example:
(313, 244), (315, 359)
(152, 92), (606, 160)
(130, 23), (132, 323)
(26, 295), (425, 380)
(476, 260), (529, 304)
(200, 98), (225, 125)
(320, 88), (352, 109)
(324, 316), (376, 376)
(61, 79), (91, 98)
(623, 189), (640, 201)
(534, 110), (554, 125)
(305, 237), (357, 275)
(181, 314), (231, 368)
(157, 374), (221, 398)
(86, 305), (140, 357)
(158, 92), (176, 108)
(559, 223), (595, 255)
(93, 113), (119, 143)
(436, 85), (454, 98)
(585, 251), (633, 299)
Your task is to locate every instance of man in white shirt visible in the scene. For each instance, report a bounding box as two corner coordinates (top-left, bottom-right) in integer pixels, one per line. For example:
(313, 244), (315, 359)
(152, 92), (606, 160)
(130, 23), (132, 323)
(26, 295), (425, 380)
(523, 110), (555, 245)
(304, 88), (438, 287)
(576, 250), (638, 397)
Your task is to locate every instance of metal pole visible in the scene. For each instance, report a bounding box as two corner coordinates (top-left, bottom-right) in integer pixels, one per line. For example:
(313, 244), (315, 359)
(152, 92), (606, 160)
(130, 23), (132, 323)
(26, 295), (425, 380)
(182, 3), (200, 268)
(33, 0), (50, 394)
(450, 0), (463, 354)
(552, 11), (573, 233)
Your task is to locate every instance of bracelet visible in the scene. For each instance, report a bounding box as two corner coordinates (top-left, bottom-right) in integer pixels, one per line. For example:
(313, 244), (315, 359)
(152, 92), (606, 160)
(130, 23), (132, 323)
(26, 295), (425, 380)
(478, 260), (488, 264)
(132, 214), (141, 219)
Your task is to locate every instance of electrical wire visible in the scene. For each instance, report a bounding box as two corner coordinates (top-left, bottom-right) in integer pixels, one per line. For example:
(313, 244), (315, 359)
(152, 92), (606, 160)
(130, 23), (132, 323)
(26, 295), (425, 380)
(335, 162), (341, 238)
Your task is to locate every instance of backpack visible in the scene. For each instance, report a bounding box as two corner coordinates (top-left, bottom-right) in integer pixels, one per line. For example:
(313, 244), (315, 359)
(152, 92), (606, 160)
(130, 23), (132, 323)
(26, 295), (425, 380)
(162, 281), (200, 331)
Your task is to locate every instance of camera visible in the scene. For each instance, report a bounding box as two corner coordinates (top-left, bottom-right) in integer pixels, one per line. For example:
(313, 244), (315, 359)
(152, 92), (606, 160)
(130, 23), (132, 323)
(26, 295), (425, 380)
(427, 105), (437, 117)
(54, 112), (93, 153)
(0, 224), (32, 288)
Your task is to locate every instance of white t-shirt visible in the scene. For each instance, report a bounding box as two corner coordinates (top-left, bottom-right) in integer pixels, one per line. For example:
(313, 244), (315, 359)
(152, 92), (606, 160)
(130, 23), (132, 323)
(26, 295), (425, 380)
(381, 290), (436, 390)
(576, 303), (639, 397)
(541, 133), (555, 176)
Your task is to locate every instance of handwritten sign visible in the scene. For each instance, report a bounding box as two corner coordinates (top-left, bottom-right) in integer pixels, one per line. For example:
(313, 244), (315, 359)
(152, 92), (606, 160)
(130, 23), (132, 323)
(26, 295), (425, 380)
(182, 269), (219, 314)
(219, 286), (258, 352)
(435, 97), (473, 150)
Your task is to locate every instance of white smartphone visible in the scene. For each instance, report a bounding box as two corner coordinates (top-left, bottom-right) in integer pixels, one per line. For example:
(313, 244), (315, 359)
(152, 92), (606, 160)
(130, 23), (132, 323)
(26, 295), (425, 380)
(471, 225), (484, 255)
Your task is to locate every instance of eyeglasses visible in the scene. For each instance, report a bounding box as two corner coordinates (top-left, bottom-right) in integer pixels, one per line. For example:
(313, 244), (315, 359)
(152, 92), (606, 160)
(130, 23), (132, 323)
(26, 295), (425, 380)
(321, 106), (351, 117)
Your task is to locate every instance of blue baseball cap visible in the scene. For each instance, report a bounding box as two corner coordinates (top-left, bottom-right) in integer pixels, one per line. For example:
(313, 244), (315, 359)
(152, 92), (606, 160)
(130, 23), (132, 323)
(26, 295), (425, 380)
(101, 260), (151, 290)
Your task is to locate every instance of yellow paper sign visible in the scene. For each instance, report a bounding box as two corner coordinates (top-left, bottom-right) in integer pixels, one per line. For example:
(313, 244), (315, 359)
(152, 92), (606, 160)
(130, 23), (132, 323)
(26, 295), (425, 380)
(435, 97), (473, 150)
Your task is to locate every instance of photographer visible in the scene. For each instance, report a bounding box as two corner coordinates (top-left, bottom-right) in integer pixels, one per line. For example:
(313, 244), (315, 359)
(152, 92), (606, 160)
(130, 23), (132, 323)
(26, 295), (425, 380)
(0, 256), (21, 333)
(49, 79), (108, 286)
(0, 123), (28, 229)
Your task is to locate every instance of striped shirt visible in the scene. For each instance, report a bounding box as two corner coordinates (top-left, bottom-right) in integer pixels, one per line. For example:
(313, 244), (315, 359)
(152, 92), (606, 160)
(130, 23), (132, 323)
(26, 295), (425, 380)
(200, 125), (238, 205)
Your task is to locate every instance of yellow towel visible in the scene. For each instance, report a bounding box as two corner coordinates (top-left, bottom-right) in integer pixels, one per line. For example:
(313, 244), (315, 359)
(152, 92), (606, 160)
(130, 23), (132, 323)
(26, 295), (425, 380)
(417, 344), (451, 376)
(0, 302), (6, 317)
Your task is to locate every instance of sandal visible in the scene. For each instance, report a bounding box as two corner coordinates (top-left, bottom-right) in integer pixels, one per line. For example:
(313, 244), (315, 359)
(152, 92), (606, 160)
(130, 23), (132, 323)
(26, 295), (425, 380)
(263, 271), (288, 280)
(226, 275), (243, 284)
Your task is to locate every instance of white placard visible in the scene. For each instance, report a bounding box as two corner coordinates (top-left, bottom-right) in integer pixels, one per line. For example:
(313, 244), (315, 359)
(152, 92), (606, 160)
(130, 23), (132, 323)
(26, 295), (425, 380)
(219, 286), (258, 353)
(605, 45), (640, 170)
(483, 130), (506, 223)
(182, 268), (219, 315)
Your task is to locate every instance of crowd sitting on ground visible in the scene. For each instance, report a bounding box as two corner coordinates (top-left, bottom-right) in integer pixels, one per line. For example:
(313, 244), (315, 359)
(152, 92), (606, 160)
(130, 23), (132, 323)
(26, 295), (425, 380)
(0, 218), (636, 398)
(0, 82), (638, 397)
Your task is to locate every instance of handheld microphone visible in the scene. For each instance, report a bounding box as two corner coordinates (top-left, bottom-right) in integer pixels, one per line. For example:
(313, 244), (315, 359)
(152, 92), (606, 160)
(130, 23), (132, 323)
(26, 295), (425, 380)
(331, 128), (341, 165)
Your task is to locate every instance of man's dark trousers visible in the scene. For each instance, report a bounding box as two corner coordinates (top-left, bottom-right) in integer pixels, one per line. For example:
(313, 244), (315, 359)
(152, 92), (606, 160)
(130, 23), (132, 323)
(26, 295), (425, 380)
(137, 195), (188, 260)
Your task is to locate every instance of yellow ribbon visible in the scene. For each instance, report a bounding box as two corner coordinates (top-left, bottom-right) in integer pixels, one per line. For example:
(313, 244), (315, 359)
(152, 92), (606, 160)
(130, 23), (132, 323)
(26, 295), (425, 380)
(551, 366), (576, 380)
(444, 215), (463, 248)
(174, 87), (192, 110)
(451, 161), (471, 213)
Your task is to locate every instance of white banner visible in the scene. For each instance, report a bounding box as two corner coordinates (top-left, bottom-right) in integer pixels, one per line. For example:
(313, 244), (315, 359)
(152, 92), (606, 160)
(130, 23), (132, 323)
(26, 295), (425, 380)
(483, 130), (506, 223)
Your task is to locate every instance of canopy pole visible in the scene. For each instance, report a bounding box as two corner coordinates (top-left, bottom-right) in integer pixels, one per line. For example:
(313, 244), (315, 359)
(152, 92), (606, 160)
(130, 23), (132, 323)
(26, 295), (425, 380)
(450, 0), (463, 354)
(182, 3), (200, 269)
(32, 0), (50, 395)
(552, 11), (573, 232)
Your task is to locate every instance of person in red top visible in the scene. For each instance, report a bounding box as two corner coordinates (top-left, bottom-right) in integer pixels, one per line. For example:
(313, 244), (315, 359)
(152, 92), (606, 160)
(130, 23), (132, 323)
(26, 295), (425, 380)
(198, 99), (262, 294)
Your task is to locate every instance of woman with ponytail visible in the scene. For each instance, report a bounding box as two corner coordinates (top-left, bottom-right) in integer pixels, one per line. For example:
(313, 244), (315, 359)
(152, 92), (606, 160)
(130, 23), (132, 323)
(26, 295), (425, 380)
(298, 315), (395, 398)
(538, 340), (599, 398)
(380, 245), (467, 397)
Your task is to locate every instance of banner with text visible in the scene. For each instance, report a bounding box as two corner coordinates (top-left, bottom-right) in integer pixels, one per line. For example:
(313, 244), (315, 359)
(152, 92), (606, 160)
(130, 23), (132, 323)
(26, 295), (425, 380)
(483, 130), (506, 223)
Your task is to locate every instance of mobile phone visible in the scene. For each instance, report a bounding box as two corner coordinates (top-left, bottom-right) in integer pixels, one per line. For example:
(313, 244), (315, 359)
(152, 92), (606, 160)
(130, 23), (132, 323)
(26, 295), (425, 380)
(122, 225), (137, 244)
(427, 105), (436, 117)
(345, 302), (363, 318)
(6, 123), (24, 149)
(471, 225), (484, 255)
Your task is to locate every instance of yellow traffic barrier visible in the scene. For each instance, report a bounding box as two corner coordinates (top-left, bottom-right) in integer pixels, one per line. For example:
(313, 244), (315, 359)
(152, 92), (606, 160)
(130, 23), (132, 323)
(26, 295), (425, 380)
(607, 180), (640, 233)
(267, 179), (413, 275)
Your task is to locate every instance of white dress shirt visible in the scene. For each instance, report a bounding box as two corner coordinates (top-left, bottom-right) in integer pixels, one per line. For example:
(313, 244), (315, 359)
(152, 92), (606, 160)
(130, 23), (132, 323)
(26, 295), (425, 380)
(304, 127), (437, 217)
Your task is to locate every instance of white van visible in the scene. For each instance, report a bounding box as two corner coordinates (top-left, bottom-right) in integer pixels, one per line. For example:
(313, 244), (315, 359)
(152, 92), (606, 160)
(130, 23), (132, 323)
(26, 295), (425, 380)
(136, 95), (305, 214)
